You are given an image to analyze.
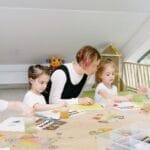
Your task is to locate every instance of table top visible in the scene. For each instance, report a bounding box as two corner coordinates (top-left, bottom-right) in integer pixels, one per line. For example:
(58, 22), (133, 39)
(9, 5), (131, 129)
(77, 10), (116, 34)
(0, 105), (150, 150)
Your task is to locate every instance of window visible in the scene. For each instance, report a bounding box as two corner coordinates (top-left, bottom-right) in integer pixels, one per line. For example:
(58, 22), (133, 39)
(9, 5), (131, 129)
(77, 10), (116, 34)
(138, 50), (150, 64)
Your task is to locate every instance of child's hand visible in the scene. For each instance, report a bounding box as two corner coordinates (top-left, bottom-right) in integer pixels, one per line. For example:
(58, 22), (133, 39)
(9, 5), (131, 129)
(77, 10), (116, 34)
(137, 85), (149, 96)
(21, 103), (34, 116)
(106, 98), (113, 105)
(9, 101), (33, 116)
(78, 97), (94, 105)
(125, 95), (133, 101)
(58, 101), (68, 107)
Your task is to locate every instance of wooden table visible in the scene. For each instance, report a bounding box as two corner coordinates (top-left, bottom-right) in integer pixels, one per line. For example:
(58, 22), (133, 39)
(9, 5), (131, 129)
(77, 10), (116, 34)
(0, 107), (150, 150)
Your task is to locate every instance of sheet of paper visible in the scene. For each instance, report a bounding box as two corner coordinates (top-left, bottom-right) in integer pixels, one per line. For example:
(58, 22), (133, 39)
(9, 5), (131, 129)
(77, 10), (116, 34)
(35, 111), (60, 119)
(0, 117), (25, 132)
(113, 102), (139, 110)
(0, 147), (10, 150)
(69, 103), (103, 111)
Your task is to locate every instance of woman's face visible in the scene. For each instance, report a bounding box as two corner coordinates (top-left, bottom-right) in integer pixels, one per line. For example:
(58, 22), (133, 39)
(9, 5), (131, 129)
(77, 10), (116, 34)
(84, 59), (100, 75)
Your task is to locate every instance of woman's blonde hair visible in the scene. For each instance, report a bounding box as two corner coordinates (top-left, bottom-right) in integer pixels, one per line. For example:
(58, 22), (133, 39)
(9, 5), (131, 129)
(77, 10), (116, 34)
(28, 64), (50, 89)
(76, 45), (101, 66)
(96, 59), (116, 83)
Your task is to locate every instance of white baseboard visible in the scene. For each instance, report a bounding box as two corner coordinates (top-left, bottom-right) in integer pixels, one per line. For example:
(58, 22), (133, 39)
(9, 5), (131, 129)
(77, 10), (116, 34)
(0, 83), (28, 89)
(0, 64), (29, 85)
(0, 64), (49, 85)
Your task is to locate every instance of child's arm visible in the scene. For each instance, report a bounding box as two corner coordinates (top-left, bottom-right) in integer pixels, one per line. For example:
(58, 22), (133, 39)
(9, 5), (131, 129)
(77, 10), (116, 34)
(137, 85), (150, 97)
(32, 101), (67, 112)
(113, 94), (133, 102)
(98, 90), (133, 102)
(7, 101), (33, 115)
(0, 99), (9, 112)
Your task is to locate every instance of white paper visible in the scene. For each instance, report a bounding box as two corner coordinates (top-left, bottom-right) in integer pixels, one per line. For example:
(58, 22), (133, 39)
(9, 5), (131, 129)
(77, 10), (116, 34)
(36, 111), (60, 119)
(0, 117), (25, 132)
(113, 102), (138, 110)
(117, 102), (134, 108)
(0, 148), (10, 150)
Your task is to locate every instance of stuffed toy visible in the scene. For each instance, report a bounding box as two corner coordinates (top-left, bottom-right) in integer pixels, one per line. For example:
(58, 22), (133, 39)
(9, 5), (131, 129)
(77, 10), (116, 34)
(48, 56), (64, 70)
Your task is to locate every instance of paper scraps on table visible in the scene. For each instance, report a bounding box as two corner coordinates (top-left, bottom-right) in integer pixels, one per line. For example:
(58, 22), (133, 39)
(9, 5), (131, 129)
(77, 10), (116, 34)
(12, 135), (54, 150)
(35, 118), (66, 130)
(89, 127), (113, 135)
(69, 110), (79, 116)
(0, 133), (5, 139)
(0, 117), (25, 132)
(93, 113), (125, 123)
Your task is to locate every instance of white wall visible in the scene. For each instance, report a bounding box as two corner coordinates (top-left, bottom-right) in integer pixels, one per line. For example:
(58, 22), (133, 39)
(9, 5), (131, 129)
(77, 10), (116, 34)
(0, 1), (150, 85)
(0, 63), (50, 85)
(122, 17), (150, 62)
(0, 64), (28, 85)
(0, 7), (149, 64)
(126, 38), (150, 62)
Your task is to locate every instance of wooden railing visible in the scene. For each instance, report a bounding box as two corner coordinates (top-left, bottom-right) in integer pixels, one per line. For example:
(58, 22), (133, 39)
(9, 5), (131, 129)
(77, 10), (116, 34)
(122, 62), (150, 92)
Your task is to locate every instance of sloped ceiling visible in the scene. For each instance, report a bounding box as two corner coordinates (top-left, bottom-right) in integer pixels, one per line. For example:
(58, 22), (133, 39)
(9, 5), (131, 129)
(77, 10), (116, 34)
(0, 0), (150, 64)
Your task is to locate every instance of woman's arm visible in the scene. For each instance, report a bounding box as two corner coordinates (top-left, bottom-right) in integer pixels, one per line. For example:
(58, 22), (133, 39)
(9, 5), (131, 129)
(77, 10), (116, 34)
(50, 68), (94, 105)
(49, 70), (79, 104)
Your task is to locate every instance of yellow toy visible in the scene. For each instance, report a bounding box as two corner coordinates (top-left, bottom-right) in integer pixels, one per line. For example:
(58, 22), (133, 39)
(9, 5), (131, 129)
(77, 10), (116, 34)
(49, 56), (64, 70)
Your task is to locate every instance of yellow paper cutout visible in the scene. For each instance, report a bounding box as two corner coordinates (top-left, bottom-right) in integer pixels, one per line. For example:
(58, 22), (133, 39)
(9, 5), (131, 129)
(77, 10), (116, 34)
(0, 133), (4, 139)
(69, 103), (103, 111)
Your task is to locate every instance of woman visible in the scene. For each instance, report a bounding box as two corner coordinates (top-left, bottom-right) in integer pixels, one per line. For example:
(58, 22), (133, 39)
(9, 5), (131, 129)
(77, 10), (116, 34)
(43, 45), (101, 105)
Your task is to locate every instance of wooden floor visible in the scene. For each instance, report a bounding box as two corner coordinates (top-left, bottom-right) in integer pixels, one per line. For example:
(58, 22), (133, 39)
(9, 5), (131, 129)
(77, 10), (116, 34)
(0, 88), (27, 101)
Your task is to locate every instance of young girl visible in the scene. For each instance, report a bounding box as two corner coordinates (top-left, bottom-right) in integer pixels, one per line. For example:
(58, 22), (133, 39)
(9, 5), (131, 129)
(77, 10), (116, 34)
(0, 99), (33, 115)
(137, 85), (150, 97)
(95, 59), (133, 105)
(23, 65), (66, 111)
(44, 45), (101, 105)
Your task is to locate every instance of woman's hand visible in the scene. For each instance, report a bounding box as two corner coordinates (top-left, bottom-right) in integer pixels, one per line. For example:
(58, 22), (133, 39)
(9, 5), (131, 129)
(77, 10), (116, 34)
(78, 97), (94, 105)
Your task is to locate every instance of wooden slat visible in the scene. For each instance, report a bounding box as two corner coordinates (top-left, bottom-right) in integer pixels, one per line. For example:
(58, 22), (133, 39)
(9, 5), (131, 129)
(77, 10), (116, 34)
(122, 62), (150, 92)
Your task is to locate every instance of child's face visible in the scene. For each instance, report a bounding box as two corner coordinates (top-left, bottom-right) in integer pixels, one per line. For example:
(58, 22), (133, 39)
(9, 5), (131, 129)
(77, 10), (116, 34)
(30, 74), (50, 94)
(84, 59), (100, 75)
(100, 65), (115, 87)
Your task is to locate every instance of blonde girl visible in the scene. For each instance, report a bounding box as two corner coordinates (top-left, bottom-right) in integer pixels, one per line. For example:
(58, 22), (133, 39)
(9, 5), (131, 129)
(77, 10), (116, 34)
(95, 59), (133, 105)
